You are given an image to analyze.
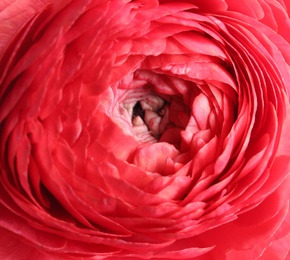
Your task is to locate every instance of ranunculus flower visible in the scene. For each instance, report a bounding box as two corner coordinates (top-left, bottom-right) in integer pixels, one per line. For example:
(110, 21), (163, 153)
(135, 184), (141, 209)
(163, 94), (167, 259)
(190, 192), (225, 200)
(1, 0), (290, 259)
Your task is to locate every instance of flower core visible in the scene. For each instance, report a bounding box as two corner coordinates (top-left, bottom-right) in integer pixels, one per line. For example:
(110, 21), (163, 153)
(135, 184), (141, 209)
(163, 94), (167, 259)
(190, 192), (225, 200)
(117, 71), (192, 146)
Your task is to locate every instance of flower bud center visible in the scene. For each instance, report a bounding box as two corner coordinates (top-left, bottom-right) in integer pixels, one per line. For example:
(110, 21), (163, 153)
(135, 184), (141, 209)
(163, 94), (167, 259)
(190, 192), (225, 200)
(131, 95), (169, 140)
(115, 71), (192, 146)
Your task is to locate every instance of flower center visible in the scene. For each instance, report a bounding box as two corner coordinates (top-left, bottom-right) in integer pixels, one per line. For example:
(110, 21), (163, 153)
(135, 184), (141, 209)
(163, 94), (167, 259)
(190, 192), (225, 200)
(123, 93), (171, 142)
(114, 71), (192, 146)
(131, 94), (170, 140)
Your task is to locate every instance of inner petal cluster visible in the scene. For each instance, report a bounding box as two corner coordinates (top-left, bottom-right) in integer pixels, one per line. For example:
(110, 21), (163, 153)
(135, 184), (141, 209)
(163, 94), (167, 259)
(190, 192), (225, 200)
(129, 94), (170, 140)
(115, 72), (192, 146)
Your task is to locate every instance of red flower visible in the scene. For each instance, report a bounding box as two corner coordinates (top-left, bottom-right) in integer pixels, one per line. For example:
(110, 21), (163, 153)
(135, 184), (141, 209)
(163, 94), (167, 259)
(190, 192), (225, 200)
(1, 0), (290, 259)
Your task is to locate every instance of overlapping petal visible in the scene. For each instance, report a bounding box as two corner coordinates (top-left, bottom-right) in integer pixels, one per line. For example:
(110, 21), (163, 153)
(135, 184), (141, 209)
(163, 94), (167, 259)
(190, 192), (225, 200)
(0, 0), (290, 259)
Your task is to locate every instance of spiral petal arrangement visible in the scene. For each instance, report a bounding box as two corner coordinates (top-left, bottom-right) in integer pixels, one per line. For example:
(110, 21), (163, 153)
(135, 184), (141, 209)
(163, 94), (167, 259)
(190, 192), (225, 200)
(0, 0), (290, 259)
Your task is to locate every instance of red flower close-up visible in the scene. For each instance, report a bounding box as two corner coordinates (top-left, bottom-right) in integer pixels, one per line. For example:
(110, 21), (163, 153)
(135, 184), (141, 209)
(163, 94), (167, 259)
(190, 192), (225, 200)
(1, 0), (290, 259)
